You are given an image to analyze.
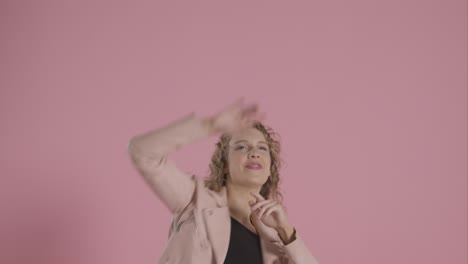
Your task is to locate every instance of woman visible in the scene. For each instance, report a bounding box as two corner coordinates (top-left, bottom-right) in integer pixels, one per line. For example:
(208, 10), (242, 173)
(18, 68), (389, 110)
(128, 99), (319, 264)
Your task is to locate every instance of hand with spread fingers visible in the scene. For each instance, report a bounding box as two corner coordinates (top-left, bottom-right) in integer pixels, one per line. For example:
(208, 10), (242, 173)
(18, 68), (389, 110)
(249, 192), (296, 244)
(203, 98), (265, 135)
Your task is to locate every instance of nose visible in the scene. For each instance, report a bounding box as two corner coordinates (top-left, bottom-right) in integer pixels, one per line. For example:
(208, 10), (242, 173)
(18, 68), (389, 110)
(248, 150), (260, 158)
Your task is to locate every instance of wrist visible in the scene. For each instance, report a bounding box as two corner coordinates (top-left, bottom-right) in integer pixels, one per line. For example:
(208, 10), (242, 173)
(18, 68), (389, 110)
(201, 117), (216, 134)
(277, 224), (296, 244)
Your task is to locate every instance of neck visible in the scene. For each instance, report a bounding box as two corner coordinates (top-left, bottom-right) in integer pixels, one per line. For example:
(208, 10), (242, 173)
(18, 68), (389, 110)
(226, 183), (261, 223)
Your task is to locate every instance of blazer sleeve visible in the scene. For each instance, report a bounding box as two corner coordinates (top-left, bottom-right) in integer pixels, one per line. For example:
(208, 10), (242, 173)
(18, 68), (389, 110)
(127, 113), (212, 215)
(278, 231), (320, 264)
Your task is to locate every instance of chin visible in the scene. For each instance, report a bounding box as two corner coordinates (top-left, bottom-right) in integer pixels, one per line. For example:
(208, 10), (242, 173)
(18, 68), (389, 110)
(251, 176), (270, 186)
(237, 171), (269, 185)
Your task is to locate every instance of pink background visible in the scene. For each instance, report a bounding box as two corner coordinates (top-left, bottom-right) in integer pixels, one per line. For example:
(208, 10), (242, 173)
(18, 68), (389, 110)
(1, 1), (466, 263)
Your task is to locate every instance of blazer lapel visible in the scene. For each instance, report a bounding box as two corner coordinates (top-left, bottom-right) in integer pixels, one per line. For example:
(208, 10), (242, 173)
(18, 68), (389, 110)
(203, 206), (231, 264)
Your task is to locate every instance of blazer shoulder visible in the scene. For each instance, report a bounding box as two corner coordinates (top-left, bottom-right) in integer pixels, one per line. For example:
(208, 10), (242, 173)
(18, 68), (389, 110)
(192, 177), (228, 208)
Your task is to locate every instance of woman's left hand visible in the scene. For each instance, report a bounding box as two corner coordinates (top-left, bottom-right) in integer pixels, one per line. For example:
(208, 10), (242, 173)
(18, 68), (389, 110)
(249, 192), (292, 233)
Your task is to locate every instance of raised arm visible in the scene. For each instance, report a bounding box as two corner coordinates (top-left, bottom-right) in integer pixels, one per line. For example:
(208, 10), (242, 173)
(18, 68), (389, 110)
(127, 99), (262, 215)
(127, 113), (213, 214)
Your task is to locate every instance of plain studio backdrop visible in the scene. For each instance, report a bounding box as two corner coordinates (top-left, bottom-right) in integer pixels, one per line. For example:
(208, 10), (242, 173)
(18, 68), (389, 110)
(0, 1), (466, 264)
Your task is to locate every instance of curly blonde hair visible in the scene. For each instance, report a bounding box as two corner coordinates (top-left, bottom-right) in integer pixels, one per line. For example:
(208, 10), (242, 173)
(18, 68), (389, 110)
(204, 121), (283, 202)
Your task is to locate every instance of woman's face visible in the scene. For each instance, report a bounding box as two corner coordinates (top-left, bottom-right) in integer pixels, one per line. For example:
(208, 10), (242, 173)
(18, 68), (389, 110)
(226, 128), (271, 188)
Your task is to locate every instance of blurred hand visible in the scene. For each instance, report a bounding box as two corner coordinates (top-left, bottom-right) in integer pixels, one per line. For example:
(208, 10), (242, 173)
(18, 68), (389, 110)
(204, 98), (264, 134)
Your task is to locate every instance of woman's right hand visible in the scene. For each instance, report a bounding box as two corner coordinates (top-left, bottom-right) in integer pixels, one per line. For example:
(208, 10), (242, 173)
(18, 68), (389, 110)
(203, 98), (264, 134)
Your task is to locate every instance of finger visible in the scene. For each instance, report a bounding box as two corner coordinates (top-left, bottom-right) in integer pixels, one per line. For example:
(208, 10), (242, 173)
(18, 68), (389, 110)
(225, 97), (245, 111)
(238, 115), (251, 129)
(242, 107), (260, 124)
(250, 200), (271, 211)
(250, 192), (261, 203)
(262, 204), (281, 219)
(250, 192), (265, 202)
(255, 112), (267, 122)
(258, 201), (277, 219)
(235, 97), (245, 106)
(242, 103), (258, 115)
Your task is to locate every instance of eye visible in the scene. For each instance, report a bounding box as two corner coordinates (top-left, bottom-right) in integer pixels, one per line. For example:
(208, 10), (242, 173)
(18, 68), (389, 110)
(235, 145), (249, 151)
(259, 146), (269, 151)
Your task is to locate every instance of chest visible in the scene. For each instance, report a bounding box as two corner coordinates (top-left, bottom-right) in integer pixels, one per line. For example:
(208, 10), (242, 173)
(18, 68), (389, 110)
(224, 217), (263, 264)
(159, 206), (285, 264)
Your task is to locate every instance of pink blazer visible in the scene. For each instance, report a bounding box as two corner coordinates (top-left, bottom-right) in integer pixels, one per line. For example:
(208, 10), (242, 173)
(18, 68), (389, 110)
(128, 113), (319, 264)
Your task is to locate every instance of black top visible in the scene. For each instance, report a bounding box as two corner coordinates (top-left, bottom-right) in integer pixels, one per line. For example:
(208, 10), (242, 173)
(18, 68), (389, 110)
(224, 217), (263, 264)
